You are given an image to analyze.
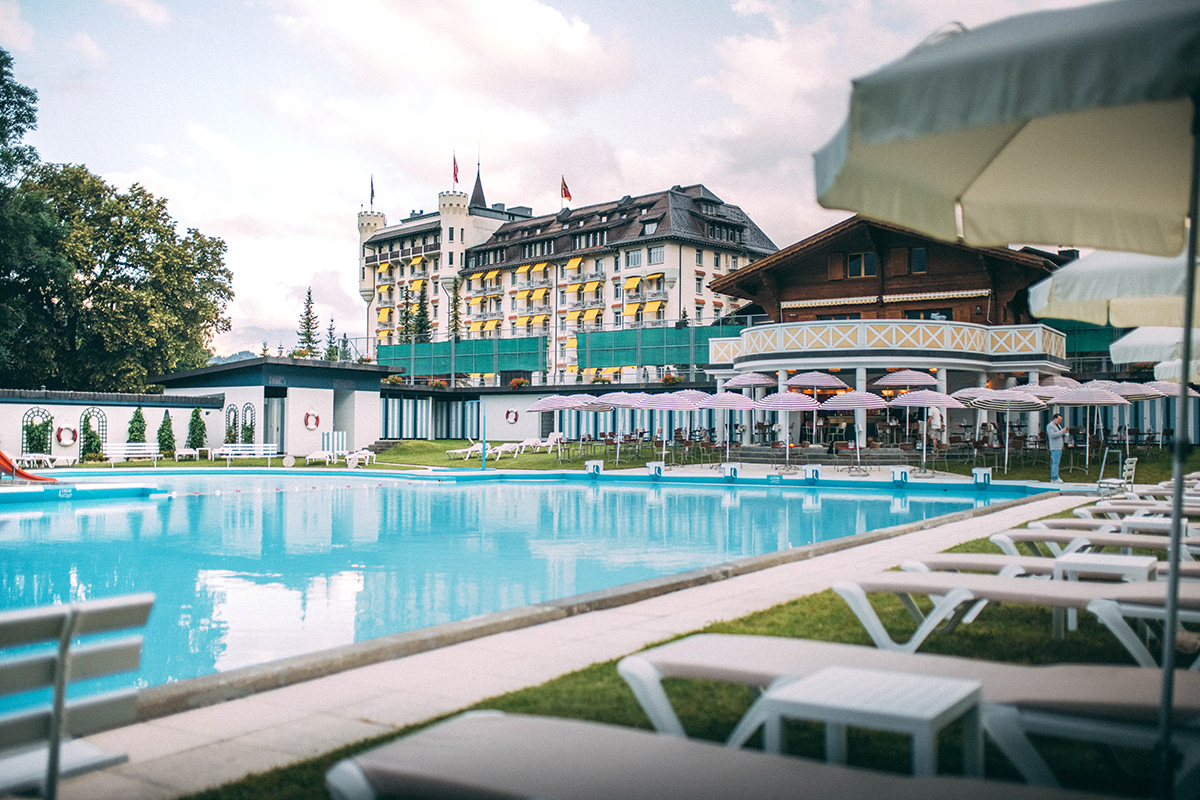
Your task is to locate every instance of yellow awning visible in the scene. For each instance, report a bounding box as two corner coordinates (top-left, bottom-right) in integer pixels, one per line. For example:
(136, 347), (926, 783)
(485, 270), (499, 280)
(469, 296), (483, 306)
(515, 290), (530, 300)
(483, 320), (498, 331)
(646, 272), (664, 281)
(566, 310), (581, 321)
(566, 283), (582, 293)
(468, 321), (483, 332)
(567, 365), (579, 373)
(533, 262), (548, 273)
(643, 300), (663, 313)
(565, 337), (577, 347)
(376, 331), (388, 340)
(411, 279), (424, 293)
(583, 368), (597, 377)
(376, 309), (391, 322)
(623, 302), (641, 316)
(532, 314), (547, 325)
(583, 308), (601, 321)
(583, 281), (600, 292)
(411, 256), (423, 266)
(623, 276), (641, 290)
(532, 288), (548, 300)
(375, 263), (391, 274)
(516, 263), (532, 274)
(516, 316), (531, 326)
(566, 257), (582, 271)
(376, 284), (392, 294)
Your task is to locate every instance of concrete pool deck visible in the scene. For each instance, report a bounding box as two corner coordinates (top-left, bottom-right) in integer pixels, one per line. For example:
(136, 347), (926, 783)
(57, 469), (1090, 800)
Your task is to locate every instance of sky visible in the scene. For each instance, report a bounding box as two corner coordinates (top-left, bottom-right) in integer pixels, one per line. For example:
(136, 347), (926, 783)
(1, 0), (1092, 356)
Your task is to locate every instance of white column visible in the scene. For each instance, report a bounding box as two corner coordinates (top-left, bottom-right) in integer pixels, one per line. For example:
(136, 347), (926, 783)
(855, 367), (867, 448)
(976, 373), (988, 440)
(937, 368), (949, 443)
(778, 369), (788, 445)
(716, 378), (726, 444)
(1026, 370), (1040, 443)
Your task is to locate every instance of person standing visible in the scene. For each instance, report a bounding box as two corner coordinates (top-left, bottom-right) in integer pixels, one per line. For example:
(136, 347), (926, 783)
(1047, 413), (1065, 483)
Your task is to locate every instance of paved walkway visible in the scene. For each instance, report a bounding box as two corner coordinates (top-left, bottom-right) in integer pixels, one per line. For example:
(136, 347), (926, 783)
(62, 476), (1088, 800)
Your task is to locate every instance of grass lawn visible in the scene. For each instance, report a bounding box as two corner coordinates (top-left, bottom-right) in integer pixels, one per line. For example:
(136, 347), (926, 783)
(179, 532), (1171, 800)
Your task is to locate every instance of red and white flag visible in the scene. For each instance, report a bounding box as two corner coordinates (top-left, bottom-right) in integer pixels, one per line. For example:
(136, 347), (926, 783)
(453, 155), (459, 185)
(561, 176), (571, 202)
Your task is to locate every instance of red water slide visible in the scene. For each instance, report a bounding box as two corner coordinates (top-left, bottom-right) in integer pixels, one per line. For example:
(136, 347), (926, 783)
(0, 450), (57, 482)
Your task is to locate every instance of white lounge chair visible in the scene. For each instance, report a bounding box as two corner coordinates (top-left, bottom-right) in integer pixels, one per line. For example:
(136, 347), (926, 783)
(992, 528), (1200, 560)
(305, 449), (337, 465)
(486, 442), (522, 459)
(536, 431), (565, 452)
(616, 634), (1200, 796)
(832, 571), (1200, 668)
(326, 710), (1108, 800)
(903, 551), (1200, 582)
(445, 442), (483, 460)
(348, 448), (377, 465)
(516, 437), (542, 454)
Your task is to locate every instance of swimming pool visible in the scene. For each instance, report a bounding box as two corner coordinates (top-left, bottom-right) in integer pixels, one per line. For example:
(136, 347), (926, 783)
(0, 469), (1040, 699)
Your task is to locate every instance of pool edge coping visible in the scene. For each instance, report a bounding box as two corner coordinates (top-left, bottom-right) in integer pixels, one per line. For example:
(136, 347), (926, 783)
(134, 488), (1057, 721)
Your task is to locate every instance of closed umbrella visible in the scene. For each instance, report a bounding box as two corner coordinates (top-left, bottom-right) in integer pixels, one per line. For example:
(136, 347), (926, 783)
(1047, 386), (1129, 468)
(965, 389), (1046, 473)
(888, 390), (965, 474)
(755, 391), (820, 466)
(819, 391), (888, 474)
(812, 2), (1200, 777)
(785, 371), (849, 445)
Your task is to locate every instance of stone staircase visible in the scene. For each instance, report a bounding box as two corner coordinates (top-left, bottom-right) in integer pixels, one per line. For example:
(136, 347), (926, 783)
(365, 439), (402, 455)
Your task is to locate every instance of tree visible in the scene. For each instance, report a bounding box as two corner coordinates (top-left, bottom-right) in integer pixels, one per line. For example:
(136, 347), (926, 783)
(448, 278), (462, 341)
(186, 408), (207, 449)
(127, 407), (146, 443)
(413, 285), (431, 342)
(156, 410), (175, 455)
(80, 413), (103, 460)
(338, 333), (351, 361)
(324, 317), (338, 360)
(23, 413), (51, 453)
(259, 341), (269, 357)
(397, 286), (413, 344)
(296, 287), (319, 355)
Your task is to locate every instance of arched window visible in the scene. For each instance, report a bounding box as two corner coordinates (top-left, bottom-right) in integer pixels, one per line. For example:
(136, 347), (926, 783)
(21, 407), (53, 454)
(79, 407), (107, 458)
(224, 405), (239, 444)
(241, 403), (256, 444)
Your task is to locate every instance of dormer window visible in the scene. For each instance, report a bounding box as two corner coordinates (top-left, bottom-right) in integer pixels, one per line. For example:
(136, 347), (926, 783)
(642, 221), (658, 236)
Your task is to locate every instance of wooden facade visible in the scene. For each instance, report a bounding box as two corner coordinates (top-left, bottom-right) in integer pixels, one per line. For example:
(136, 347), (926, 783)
(710, 217), (1062, 327)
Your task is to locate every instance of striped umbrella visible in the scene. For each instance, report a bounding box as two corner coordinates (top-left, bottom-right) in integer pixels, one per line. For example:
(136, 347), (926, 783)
(698, 391), (758, 462)
(755, 391), (821, 466)
(819, 391), (888, 474)
(637, 392), (701, 460)
(874, 370), (939, 443)
(888, 390), (965, 473)
(966, 389), (1046, 472)
(1047, 386), (1127, 467)
(724, 372), (776, 388)
(785, 371), (849, 442)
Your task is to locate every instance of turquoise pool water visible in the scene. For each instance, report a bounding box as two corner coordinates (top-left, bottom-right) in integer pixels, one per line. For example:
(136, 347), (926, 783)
(0, 470), (1035, 696)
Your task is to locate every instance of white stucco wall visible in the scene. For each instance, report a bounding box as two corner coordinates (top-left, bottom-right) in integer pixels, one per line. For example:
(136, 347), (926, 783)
(285, 387), (333, 456)
(480, 394), (542, 442)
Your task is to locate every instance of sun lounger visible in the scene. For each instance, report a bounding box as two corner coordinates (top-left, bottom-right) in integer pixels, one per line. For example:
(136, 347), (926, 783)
(616, 634), (1200, 795)
(832, 571), (1200, 668)
(1078, 500), (1200, 519)
(445, 442), (483, 460)
(348, 448), (376, 465)
(486, 442), (521, 459)
(326, 710), (1113, 800)
(305, 449), (337, 465)
(904, 552), (1200, 581)
(992, 528), (1200, 560)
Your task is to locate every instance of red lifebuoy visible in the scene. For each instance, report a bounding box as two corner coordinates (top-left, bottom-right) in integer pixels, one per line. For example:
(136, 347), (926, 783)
(304, 413), (319, 430)
(505, 408), (519, 424)
(56, 426), (77, 446)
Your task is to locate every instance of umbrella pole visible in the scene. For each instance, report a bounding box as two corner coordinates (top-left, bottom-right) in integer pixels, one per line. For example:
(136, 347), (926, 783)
(1157, 101), (1200, 800)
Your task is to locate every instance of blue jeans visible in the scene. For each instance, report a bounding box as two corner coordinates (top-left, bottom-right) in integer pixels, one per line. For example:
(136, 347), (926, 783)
(1050, 448), (1062, 481)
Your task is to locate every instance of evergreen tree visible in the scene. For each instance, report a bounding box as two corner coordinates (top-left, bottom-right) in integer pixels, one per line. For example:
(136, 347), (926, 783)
(156, 410), (175, 455)
(277, 342), (284, 356)
(296, 287), (319, 354)
(397, 286), (413, 344)
(127, 406), (146, 443)
(338, 333), (351, 361)
(186, 407), (207, 449)
(259, 341), (269, 357)
(324, 317), (338, 360)
(448, 278), (462, 341)
(413, 286), (432, 342)
(241, 412), (254, 443)
(80, 413), (102, 459)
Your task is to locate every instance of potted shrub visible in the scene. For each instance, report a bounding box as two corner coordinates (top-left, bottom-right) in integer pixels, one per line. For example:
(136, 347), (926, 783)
(590, 376), (612, 385)
(661, 374), (684, 386)
(509, 377), (530, 389)
(428, 379), (448, 389)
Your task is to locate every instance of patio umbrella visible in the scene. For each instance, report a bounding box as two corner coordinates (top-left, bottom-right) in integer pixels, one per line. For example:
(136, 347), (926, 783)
(873, 369), (939, 444)
(818, 391), (887, 474)
(754, 391), (821, 466)
(1040, 375), (1080, 390)
(813, 2), (1200, 778)
(637, 392), (700, 460)
(1110, 326), (1200, 365)
(723, 372), (776, 388)
(965, 389), (1046, 473)
(598, 391), (646, 465)
(1106, 382), (1168, 458)
(887, 390), (965, 474)
(1047, 386), (1128, 468)
(785, 371), (849, 445)
(696, 391), (758, 461)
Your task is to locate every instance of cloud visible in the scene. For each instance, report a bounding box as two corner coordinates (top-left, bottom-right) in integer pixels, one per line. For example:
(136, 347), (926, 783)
(0, 1), (34, 53)
(102, 0), (169, 26)
(67, 32), (106, 67)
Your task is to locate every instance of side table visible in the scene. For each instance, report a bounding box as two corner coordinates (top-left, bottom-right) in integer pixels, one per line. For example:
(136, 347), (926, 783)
(727, 666), (982, 777)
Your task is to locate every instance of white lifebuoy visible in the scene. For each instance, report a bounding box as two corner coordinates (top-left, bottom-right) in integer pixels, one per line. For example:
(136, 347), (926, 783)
(56, 426), (77, 447)
(304, 412), (319, 430)
(505, 408), (519, 424)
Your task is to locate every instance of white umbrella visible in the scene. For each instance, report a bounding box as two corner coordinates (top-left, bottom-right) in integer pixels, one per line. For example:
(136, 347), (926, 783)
(1040, 375), (1080, 390)
(785, 371), (849, 445)
(697, 391), (758, 462)
(1110, 326), (1200, 365)
(966, 389), (1046, 473)
(888, 390), (965, 474)
(724, 372), (776, 388)
(525, 394), (580, 412)
(813, 2), (1200, 773)
(1031, 251), (1200, 328)
(755, 391), (821, 467)
(1107, 382), (1167, 458)
(1020, 383), (1064, 401)
(1047, 386), (1129, 468)
(637, 392), (700, 460)
(598, 391), (647, 465)
(819, 391), (888, 474)
(873, 370), (939, 444)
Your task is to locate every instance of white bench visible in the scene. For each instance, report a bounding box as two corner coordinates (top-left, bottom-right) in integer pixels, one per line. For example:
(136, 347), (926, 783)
(212, 442), (280, 466)
(0, 593), (155, 799)
(103, 442), (162, 466)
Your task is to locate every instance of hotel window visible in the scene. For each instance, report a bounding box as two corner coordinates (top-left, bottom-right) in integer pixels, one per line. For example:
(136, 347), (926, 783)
(642, 221), (658, 236)
(695, 275), (703, 294)
(713, 252), (720, 269)
(449, 228), (454, 242)
(449, 252), (454, 266)
(731, 256), (739, 270)
(614, 284), (623, 300)
(904, 308), (952, 320)
(593, 258), (605, 276)
(911, 247), (928, 274)
(696, 249), (703, 265)
(648, 246), (664, 265)
(626, 250), (642, 268)
(847, 252), (878, 278)
(816, 312), (861, 320)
